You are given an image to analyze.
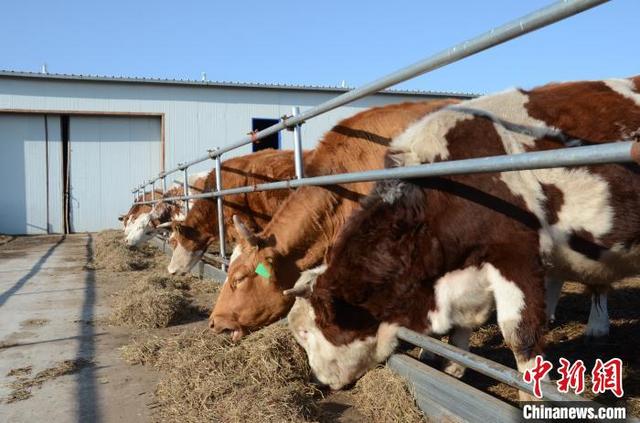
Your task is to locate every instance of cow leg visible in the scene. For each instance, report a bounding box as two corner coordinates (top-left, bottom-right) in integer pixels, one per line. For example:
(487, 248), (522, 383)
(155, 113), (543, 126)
(545, 277), (564, 324)
(442, 327), (472, 378)
(585, 292), (609, 341)
(487, 259), (547, 402)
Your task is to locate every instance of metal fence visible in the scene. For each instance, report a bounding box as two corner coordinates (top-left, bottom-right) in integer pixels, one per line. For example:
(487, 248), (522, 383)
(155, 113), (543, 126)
(133, 1), (635, 420)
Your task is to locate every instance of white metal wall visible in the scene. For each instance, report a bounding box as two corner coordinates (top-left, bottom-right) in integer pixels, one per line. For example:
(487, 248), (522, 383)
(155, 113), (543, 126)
(0, 77), (454, 176)
(68, 116), (161, 232)
(0, 114), (63, 234)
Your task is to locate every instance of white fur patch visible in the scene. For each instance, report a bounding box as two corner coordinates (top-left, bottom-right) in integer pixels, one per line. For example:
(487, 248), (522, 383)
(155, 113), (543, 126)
(288, 296), (398, 390)
(167, 243), (203, 275)
(605, 78), (640, 107)
(485, 264), (526, 350)
(389, 105), (472, 166)
(427, 266), (493, 334)
(125, 212), (154, 246)
(229, 244), (243, 266)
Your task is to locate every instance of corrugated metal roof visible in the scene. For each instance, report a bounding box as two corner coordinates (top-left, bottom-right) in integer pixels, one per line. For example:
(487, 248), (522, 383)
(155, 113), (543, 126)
(0, 69), (478, 98)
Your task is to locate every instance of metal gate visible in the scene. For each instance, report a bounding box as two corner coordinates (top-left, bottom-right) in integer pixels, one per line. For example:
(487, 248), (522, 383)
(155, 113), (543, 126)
(0, 114), (63, 235)
(68, 115), (161, 232)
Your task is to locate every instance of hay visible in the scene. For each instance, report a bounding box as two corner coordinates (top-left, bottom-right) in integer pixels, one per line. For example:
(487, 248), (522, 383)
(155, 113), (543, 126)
(122, 324), (321, 422)
(0, 234), (14, 246)
(4, 358), (92, 403)
(350, 366), (426, 423)
(89, 230), (161, 272)
(7, 366), (32, 377)
(20, 318), (49, 328)
(109, 274), (192, 329)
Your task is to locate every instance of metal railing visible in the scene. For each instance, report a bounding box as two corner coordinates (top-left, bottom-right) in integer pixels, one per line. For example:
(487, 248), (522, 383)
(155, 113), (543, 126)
(133, 1), (626, 419)
(133, 0), (610, 205)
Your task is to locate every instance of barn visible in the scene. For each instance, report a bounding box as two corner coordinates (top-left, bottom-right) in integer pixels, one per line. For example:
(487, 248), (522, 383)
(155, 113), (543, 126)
(0, 70), (472, 235)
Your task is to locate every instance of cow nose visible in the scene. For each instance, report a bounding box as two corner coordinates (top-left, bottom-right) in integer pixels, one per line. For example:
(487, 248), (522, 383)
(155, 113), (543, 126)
(208, 316), (215, 329)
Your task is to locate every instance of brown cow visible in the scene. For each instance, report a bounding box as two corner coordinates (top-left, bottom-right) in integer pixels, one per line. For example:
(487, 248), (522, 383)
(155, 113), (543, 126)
(286, 76), (640, 398)
(123, 173), (208, 246)
(119, 191), (159, 233)
(166, 148), (313, 275)
(211, 100), (459, 340)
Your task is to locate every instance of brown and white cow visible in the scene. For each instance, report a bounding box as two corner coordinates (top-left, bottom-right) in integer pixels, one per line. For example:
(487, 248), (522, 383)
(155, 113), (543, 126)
(286, 76), (640, 397)
(165, 148), (314, 276)
(211, 100), (459, 340)
(119, 191), (160, 234)
(124, 173), (208, 247)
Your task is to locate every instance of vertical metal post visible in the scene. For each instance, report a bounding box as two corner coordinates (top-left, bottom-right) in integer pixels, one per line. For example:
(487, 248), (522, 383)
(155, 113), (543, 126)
(151, 180), (155, 201)
(182, 167), (190, 214)
(292, 106), (304, 179)
(214, 152), (227, 272)
(162, 174), (167, 195)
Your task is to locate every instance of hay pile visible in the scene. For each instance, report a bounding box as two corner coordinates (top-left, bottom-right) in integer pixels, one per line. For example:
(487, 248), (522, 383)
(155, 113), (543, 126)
(350, 366), (426, 423)
(109, 273), (213, 329)
(121, 324), (321, 422)
(4, 359), (92, 403)
(89, 230), (161, 271)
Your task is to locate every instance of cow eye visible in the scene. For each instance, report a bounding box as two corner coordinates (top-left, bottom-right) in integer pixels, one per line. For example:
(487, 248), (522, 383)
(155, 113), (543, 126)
(232, 275), (249, 288)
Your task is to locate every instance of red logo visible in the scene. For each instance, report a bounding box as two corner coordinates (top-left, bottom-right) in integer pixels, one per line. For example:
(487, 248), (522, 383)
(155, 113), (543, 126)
(556, 358), (586, 395)
(523, 356), (553, 399)
(592, 358), (624, 398)
(522, 356), (624, 399)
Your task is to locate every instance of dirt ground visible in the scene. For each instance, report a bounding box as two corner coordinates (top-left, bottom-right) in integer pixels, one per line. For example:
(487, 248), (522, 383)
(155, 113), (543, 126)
(0, 234), (158, 423)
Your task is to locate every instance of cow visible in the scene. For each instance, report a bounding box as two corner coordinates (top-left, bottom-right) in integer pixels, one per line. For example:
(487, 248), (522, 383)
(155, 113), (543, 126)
(119, 191), (159, 235)
(285, 76), (640, 399)
(124, 172), (208, 247)
(210, 100), (459, 340)
(165, 148), (314, 276)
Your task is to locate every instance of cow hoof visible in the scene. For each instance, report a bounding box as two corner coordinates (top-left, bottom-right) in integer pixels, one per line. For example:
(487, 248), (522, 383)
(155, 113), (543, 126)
(443, 361), (466, 379)
(585, 325), (610, 343)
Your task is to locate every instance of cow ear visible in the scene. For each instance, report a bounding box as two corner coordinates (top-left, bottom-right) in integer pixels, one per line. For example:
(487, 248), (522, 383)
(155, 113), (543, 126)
(233, 215), (259, 247)
(283, 264), (327, 298)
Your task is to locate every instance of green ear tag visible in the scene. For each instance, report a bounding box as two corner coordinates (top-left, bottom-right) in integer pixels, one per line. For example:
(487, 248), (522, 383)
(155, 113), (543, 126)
(255, 262), (271, 279)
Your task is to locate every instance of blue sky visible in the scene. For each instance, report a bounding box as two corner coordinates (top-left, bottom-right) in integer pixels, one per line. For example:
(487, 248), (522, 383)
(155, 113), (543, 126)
(1, 0), (637, 94)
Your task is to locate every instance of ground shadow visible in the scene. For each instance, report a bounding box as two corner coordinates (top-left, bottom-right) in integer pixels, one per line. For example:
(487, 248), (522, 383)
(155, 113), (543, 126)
(75, 234), (100, 423)
(0, 236), (65, 308)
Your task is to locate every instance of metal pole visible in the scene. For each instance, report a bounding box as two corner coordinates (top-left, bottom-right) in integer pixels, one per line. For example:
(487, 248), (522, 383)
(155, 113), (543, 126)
(133, 0), (609, 187)
(214, 153), (227, 272)
(162, 174), (167, 194)
(214, 155), (228, 271)
(397, 328), (588, 404)
(292, 106), (304, 179)
(151, 180), (155, 201)
(139, 141), (636, 205)
(182, 167), (190, 214)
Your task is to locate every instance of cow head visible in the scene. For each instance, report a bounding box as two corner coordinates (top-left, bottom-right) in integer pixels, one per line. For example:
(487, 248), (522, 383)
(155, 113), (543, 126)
(286, 266), (398, 390)
(208, 215), (297, 340)
(125, 202), (180, 247)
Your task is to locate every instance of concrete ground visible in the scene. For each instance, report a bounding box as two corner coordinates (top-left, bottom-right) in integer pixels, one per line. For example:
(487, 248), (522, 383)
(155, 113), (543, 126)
(0, 234), (157, 423)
